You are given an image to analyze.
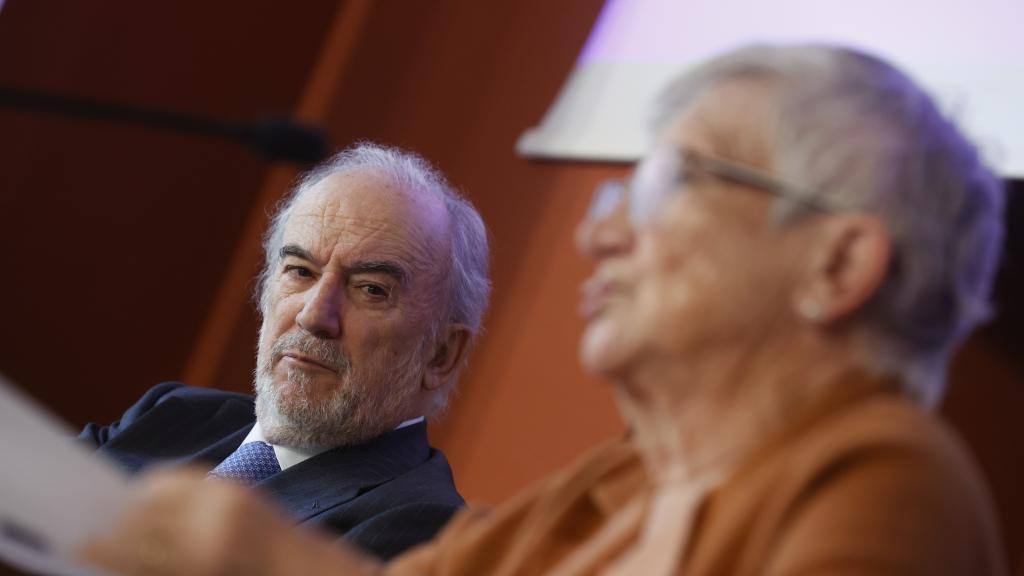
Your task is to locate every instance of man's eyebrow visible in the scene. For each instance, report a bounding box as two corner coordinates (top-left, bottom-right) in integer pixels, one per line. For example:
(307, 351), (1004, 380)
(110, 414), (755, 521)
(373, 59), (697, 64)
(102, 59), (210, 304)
(347, 260), (408, 285)
(279, 244), (321, 266)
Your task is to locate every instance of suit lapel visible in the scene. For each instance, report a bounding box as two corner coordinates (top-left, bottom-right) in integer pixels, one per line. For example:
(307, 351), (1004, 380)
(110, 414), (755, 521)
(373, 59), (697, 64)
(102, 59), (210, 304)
(177, 423), (253, 470)
(100, 395), (255, 474)
(257, 421), (431, 523)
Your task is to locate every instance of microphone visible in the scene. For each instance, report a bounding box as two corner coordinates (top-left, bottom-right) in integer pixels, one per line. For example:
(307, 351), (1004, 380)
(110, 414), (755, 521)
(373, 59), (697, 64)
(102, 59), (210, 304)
(0, 84), (330, 165)
(241, 116), (330, 165)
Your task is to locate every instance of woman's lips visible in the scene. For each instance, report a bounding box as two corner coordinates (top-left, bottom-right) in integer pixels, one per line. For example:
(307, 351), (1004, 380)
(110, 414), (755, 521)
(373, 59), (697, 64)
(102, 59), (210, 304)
(579, 276), (619, 319)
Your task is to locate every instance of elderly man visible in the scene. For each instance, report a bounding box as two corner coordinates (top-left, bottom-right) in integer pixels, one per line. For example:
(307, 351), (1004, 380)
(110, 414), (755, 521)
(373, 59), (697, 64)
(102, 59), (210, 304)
(79, 142), (491, 560)
(83, 43), (1007, 575)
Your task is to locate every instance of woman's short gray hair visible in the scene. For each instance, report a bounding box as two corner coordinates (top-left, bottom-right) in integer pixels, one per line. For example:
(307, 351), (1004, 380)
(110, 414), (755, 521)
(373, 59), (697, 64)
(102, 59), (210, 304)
(257, 142), (492, 339)
(657, 44), (1005, 408)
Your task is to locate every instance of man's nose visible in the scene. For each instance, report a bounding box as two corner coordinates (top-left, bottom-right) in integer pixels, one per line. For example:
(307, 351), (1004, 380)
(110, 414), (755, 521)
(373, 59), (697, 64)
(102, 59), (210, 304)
(575, 202), (635, 261)
(296, 279), (342, 338)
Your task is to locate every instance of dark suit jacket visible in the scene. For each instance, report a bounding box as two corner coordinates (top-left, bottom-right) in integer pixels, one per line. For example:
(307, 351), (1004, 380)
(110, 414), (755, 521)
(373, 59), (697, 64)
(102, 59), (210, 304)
(79, 382), (463, 560)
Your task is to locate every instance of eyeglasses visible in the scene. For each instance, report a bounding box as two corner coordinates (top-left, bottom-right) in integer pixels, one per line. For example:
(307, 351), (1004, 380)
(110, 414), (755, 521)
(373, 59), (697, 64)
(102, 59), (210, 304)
(588, 147), (832, 225)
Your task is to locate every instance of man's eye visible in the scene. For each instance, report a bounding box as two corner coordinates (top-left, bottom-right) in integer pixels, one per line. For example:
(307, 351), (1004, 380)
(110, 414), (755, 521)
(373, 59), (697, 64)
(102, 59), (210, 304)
(284, 265), (313, 278)
(360, 284), (389, 298)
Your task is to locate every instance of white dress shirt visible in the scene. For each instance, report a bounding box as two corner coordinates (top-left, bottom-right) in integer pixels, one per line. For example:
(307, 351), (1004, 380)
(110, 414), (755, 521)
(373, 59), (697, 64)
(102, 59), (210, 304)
(241, 416), (426, 470)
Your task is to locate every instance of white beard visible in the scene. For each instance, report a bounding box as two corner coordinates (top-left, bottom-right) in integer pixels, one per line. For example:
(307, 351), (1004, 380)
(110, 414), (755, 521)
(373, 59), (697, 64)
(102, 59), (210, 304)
(253, 327), (425, 451)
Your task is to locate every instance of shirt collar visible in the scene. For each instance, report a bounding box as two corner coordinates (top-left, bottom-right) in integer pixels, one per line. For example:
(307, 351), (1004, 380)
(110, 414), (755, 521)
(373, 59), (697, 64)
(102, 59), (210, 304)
(246, 416), (426, 471)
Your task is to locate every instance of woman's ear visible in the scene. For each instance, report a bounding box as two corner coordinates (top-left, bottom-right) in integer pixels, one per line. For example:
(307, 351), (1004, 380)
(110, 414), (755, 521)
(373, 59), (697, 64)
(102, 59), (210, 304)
(793, 214), (891, 325)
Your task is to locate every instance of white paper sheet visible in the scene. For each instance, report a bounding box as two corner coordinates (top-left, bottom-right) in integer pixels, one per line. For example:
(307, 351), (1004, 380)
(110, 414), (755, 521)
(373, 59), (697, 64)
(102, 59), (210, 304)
(0, 373), (129, 575)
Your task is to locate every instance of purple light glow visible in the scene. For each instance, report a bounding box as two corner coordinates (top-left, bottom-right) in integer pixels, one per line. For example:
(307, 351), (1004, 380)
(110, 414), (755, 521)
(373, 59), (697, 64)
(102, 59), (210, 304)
(520, 0), (1023, 174)
(580, 0), (1022, 66)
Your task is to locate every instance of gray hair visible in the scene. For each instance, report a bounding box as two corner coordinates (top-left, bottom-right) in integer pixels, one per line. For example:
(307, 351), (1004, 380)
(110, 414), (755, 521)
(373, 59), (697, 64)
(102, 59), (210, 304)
(257, 142), (492, 341)
(656, 44), (1005, 408)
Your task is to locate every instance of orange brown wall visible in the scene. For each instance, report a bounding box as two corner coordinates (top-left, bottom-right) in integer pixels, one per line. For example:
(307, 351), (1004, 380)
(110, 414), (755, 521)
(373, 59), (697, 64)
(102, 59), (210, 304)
(0, 0), (1020, 568)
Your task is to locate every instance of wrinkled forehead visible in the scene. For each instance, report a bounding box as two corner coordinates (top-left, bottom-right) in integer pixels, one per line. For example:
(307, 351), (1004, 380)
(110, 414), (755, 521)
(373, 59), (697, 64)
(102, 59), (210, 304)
(656, 78), (780, 168)
(283, 169), (450, 272)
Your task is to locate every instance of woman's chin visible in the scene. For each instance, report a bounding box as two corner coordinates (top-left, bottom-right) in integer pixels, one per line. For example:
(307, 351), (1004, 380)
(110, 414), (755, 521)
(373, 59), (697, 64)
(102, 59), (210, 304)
(579, 317), (633, 379)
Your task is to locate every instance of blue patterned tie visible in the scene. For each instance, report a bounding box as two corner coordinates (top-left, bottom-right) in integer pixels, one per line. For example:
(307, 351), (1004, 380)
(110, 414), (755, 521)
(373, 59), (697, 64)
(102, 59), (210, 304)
(208, 441), (281, 484)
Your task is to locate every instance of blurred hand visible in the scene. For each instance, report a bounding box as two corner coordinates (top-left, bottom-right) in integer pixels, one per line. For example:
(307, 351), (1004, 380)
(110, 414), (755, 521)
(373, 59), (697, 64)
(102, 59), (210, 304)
(78, 468), (381, 576)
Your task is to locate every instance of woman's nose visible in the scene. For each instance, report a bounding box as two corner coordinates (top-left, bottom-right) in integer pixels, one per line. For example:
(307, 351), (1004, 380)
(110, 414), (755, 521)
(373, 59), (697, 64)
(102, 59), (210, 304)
(576, 199), (636, 261)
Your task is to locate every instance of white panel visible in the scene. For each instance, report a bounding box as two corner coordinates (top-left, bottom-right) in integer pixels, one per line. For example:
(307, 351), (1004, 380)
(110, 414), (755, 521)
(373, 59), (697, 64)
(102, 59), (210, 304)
(520, 0), (1024, 176)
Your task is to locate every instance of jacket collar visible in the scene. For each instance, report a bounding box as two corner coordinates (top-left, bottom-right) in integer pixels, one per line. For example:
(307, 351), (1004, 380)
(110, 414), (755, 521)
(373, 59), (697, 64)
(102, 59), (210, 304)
(255, 420), (431, 522)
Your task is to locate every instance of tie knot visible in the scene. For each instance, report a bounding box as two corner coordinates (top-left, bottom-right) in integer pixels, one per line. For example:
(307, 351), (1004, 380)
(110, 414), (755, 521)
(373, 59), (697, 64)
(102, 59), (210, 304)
(208, 441), (281, 484)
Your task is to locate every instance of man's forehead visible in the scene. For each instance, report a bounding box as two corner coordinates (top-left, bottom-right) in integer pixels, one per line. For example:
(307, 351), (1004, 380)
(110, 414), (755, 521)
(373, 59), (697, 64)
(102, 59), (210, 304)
(282, 170), (447, 267)
(299, 170), (402, 216)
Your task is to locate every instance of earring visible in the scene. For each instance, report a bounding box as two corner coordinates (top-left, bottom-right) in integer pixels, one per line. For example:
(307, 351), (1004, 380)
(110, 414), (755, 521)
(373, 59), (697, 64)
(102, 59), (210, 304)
(798, 298), (823, 322)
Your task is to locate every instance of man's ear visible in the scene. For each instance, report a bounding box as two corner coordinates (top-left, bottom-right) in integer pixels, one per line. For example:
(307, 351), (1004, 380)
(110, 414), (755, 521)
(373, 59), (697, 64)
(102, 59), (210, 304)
(422, 324), (473, 392)
(793, 213), (891, 326)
